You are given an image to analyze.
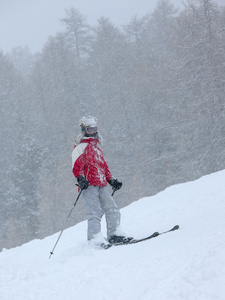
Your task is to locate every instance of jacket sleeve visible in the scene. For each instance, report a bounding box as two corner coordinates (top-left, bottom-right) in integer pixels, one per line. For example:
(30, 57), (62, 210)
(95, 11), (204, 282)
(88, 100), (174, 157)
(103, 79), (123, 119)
(105, 161), (112, 182)
(72, 143), (87, 178)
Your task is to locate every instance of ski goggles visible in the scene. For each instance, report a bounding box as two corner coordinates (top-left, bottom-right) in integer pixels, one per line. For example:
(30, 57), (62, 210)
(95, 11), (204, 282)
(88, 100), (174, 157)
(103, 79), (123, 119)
(85, 126), (98, 134)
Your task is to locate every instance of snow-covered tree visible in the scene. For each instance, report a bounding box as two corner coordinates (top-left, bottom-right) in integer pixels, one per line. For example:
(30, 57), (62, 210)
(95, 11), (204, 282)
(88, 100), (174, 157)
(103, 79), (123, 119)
(61, 8), (92, 61)
(1, 1), (225, 250)
(7, 47), (36, 77)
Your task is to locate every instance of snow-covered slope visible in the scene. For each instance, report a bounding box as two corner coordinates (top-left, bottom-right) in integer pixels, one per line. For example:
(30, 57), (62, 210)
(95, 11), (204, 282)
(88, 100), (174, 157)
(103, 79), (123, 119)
(1, 171), (224, 300)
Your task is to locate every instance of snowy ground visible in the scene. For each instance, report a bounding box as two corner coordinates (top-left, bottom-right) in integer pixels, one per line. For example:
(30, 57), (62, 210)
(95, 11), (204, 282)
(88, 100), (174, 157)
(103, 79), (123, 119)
(0, 170), (224, 300)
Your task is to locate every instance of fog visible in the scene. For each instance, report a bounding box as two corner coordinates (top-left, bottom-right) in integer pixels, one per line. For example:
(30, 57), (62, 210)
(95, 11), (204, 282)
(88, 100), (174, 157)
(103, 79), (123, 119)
(0, 0), (185, 53)
(1, 0), (225, 250)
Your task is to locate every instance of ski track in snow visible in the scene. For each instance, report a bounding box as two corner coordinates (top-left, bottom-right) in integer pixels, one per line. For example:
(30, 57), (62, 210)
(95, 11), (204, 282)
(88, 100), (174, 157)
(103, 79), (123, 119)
(0, 170), (225, 300)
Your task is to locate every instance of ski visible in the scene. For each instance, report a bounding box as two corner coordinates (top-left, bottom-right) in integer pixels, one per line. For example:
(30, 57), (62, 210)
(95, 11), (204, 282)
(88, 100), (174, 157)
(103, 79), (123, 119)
(105, 225), (179, 249)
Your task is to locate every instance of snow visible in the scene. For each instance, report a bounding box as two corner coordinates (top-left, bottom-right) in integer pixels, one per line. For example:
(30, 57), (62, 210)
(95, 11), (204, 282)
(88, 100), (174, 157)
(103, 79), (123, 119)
(79, 116), (97, 128)
(0, 170), (225, 300)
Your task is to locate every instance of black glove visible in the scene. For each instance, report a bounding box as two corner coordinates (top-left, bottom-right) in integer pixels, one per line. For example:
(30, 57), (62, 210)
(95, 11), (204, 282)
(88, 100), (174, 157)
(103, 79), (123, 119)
(108, 178), (122, 191)
(77, 176), (89, 190)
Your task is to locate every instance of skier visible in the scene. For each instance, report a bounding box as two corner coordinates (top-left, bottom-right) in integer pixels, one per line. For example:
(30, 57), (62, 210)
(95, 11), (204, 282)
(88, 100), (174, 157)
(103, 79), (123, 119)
(72, 116), (131, 246)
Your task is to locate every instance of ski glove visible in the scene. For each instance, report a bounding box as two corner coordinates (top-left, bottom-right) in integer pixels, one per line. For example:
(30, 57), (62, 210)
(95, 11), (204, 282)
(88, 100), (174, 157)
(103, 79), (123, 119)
(108, 178), (122, 191)
(77, 176), (89, 190)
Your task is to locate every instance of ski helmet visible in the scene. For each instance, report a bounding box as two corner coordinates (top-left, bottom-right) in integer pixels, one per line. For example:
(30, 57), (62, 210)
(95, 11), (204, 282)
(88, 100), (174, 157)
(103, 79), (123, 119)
(75, 116), (102, 145)
(79, 116), (97, 129)
(79, 116), (98, 136)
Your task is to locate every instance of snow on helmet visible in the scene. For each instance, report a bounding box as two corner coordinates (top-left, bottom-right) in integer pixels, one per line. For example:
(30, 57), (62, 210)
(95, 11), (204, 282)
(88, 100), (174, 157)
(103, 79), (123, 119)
(79, 116), (97, 129)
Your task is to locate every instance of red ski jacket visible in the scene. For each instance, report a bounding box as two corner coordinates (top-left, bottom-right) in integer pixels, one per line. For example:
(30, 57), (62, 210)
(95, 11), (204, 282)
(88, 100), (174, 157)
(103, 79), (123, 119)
(72, 138), (112, 187)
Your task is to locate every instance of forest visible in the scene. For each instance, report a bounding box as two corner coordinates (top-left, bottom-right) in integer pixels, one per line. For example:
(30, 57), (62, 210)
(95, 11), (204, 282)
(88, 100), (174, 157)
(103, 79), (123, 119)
(1, 0), (225, 250)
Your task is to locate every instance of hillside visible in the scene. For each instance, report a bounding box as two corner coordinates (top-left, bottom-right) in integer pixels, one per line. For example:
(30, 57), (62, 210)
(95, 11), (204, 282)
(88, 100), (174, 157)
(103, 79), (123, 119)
(0, 170), (224, 300)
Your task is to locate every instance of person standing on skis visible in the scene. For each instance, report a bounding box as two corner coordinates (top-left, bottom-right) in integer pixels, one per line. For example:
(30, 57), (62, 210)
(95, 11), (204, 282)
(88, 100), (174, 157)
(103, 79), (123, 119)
(72, 116), (130, 245)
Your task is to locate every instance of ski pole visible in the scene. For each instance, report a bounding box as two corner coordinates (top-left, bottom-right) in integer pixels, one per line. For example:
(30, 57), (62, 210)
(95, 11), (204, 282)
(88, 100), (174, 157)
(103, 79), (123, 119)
(111, 181), (122, 196)
(111, 187), (117, 196)
(49, 189), (83, 259)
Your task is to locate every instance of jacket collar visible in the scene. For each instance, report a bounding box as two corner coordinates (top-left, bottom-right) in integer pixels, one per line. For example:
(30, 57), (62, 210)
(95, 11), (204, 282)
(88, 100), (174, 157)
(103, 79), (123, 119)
(80, 137), (99, 144)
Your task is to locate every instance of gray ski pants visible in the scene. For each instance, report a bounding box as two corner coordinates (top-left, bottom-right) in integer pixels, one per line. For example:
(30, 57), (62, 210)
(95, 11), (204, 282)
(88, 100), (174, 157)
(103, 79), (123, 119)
(82, 185), (121, 240)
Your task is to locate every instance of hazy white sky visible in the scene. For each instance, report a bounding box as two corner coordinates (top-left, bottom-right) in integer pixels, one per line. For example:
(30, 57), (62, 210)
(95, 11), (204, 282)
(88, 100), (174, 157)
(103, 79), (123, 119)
(0, 0), (223, 53)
